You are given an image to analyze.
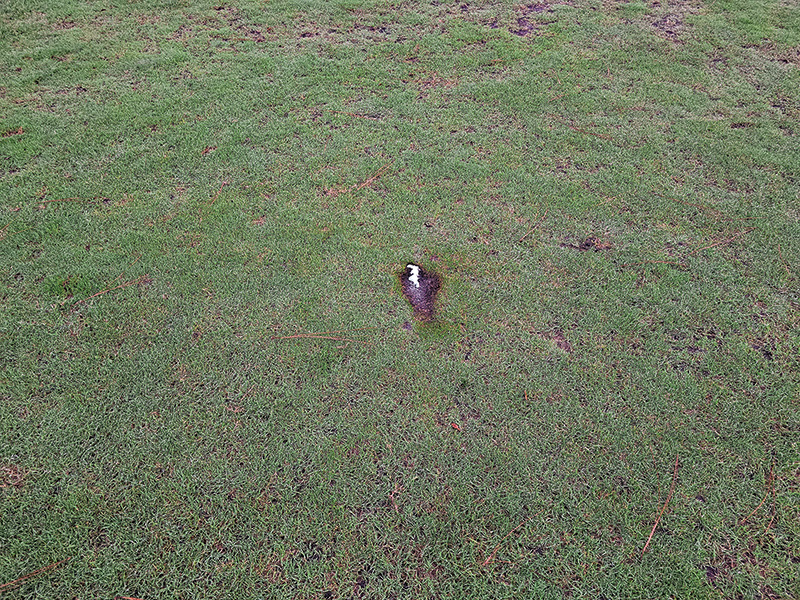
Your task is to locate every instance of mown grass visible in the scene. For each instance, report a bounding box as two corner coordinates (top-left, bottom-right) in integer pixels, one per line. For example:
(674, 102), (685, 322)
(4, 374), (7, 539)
(1, 0), (798, 598)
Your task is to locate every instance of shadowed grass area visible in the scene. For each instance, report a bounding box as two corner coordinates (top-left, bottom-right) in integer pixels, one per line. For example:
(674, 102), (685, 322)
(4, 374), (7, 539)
(1, 0), (798, 598)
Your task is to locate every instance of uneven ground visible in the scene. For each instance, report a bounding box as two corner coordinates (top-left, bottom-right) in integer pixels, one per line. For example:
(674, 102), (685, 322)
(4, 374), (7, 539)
(1, 0), (798, 598)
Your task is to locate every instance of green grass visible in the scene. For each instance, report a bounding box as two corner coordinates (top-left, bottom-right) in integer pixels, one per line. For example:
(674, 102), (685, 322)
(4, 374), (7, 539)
(1, 0), (798, 598)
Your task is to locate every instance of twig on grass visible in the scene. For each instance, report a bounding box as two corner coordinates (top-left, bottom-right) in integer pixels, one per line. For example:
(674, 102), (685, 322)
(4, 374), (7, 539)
(328, 110), (382, 120)
(739, 491), (768, 526)
(69, 275), (150, 307)
(652, 192), (730, 220)
(107, 254), (142, 287)
(620, 260), (688, 269)
(642, 454), (680, 555)
(356, 160), (395, 191)
(764, 463), (777, 533)
(0, 557), (71, 593)
(550, 116), (613, 141)
(518, 208), (549, 242)
(777, 244), (792, 280)
(739, 462), (774, 528)
(567, 124), (613, 141)
(273, 334), (370, 344)
(324, 160), (396, 197)
(209, 180), (229, 205)
(271, 328), (376, 344)
(688, 228), (755, 256)
(273, 327), (376, 337)
(271, 334), (371, 345)
(40, 196), (109, 205)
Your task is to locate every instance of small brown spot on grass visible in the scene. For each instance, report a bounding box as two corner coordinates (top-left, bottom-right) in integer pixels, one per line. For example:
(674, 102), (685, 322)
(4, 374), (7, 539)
(52, 20), (77, 30)
(1, 464), (27, 489)
(561, 237), (612, 252)
(509, 3), (557, 37)
(648, 0), (702, 43)
(578, 236), (612, 251)
(537, 330), (572, 353)
(416, 72), (459, 92)
(2, 127), (24, 138)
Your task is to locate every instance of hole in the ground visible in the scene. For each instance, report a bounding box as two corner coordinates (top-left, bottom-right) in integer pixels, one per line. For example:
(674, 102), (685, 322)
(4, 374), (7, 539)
(399, 263), (441, 320)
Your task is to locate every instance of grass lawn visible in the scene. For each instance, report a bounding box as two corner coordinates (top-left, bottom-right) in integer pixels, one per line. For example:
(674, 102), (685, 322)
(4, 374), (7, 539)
(1, 0), (798, 597)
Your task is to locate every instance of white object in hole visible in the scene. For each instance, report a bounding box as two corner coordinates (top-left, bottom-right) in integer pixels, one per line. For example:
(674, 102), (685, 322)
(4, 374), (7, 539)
(407, 264), (421, 288)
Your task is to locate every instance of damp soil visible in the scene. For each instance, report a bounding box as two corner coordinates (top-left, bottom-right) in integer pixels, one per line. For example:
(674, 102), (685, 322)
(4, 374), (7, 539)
(398, 264), (441, 321)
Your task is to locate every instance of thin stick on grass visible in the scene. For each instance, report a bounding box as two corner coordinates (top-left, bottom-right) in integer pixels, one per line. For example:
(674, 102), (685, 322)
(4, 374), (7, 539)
(567, 124), (613, 141)
(0, 557), (71, 593)
(739, 492), (769, 525)
(777, 244), (792, 280)
(40, 196), (108, 205)
(356, 160), (394, 191)
(740, 463), (773, 526)
(688, 228), (755, 256)
(107, 254), (142, 287)
(652, 192), (729, 220)
(620, 260), (688, 269)
(272, 327), (377, 338)
(642, 454), (680, 555)
(550, 116), (613, 141)
(1, 226), (32, 239)
(209, 180), (228, 205)
(70, 275), (150, 307)
(328, 110), (382, 120)
(518, 208), (549, 242)
(764, 463), (778, 533)
(324, 161), (395, 197)
(271, 334), (371, 344)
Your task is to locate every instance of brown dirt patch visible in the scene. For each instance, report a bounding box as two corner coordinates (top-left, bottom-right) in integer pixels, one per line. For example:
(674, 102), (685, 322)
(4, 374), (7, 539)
(399, 264), (441, 321)
(561, 237), (613, 252)
(649, 0), (703, 43)
(1, 464), (27, 489)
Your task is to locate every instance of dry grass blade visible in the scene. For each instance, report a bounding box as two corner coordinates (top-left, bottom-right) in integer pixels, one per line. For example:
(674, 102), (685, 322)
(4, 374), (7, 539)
(652, 192), (730, 220)
(777, 244), (792, 280)
(620, 260), (688, 269)
(271, 327), (376, 344)
(356, 160), (395, 191)
(40, 196), (109, 205)
(272, 327), (376, 338)
(271, 334), (371, 344)
(0, 557), (71, 593)
(209, 180), (228, 205)
(642, 455), (680, 555)
(518, 208), (549, 242)
(70, 275), (151, 307)
(550, 116), (614, 141)
(689, 228), (755, 255)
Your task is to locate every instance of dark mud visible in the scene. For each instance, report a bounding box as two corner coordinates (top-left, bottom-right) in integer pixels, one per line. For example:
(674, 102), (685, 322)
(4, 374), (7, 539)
(398, 263), (441, 321)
